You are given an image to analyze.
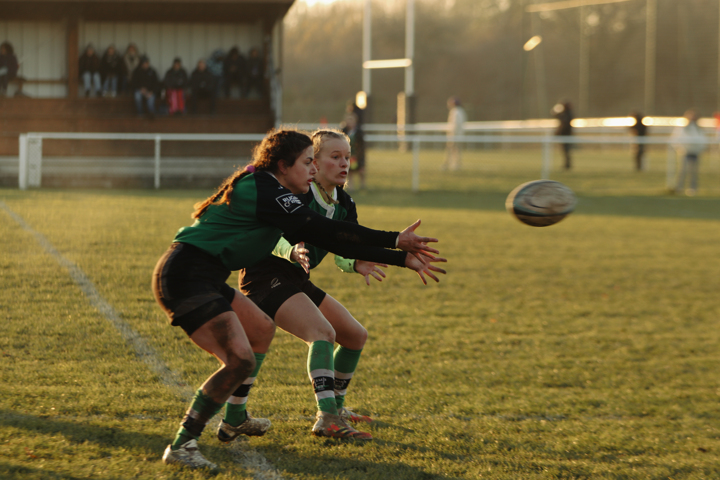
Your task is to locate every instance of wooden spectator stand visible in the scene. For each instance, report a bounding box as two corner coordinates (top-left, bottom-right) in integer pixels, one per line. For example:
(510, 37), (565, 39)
(0, 0), (294, 170)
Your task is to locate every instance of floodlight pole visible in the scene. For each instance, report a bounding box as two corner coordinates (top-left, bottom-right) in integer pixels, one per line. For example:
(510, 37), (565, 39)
(405, 0), (415, 125)
(362, 0), (372, 114)
(362, 0), (415, 125)
(645, 0), (656, 114)
(578, 5), (590, 115)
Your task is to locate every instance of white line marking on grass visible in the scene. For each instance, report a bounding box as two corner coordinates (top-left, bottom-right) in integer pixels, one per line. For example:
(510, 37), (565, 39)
(1, 201), (284, 480)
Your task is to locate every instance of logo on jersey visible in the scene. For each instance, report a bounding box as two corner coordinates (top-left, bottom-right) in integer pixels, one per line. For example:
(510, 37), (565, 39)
(270, 278), (281, 289)
(276, 193), (303, 213)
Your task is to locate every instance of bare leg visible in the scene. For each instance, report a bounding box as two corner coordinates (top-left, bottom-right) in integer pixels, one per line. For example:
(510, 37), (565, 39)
(318, 294), (366, 350)
(230, 289), (275, 354)
(190, 311), (256, 403)
(218, 291), (276, 433)
(275, 293), (334, 344)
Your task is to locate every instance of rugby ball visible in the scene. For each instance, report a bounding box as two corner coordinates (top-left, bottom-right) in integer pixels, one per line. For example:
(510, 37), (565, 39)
(506, 180), (576, 227)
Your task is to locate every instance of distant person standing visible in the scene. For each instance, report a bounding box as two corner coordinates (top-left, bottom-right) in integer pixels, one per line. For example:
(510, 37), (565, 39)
(629, 111), (648, 171)
(552, 101), (574, 170)
(341, 108), (366, 191)
(79, 44), (102, 97)
(442, 97), (467, 171)
(671, 109), (706, 196)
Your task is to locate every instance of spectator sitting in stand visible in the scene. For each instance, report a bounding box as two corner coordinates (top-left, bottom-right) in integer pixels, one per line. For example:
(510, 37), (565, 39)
(0, 41), (19, 96)
(122, 43), (141, 93)
(100, 45), (123, 97)
(79, 44), (102, 97)
(163, 57), (188, 115)
(189, 59), (216, 114)
(206, 48), (225, 97)
(243, 47), (263, 98)
(131, 56), (159, 117)
(223, 46), (246, 98)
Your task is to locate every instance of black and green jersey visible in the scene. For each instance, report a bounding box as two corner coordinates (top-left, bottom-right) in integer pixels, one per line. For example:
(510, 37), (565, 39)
(173, 171), (405, 271)
(302, 182), (357, 270)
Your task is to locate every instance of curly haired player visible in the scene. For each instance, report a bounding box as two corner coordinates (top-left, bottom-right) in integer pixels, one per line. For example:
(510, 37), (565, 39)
(152, 128), (444, 470)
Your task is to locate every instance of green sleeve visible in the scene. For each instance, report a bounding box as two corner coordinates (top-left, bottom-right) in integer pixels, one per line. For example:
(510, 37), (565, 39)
(334, 255), (356, 274)
(273, 237), (296, 262)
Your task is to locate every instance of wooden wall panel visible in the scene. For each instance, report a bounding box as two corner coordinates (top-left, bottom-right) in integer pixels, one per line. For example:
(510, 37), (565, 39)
(0, 21), (67, 97)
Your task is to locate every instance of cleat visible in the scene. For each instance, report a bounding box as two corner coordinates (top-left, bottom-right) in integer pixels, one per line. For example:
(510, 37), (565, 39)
(162, 439), (217, 470)
(338, 406), (373, 424)
(311, 411), (372, 440)
(217, 414), (271, 443)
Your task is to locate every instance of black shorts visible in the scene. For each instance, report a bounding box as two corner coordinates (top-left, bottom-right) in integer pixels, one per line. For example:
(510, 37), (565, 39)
(152, 242), (236, 336)
(239, 256), (326, 319)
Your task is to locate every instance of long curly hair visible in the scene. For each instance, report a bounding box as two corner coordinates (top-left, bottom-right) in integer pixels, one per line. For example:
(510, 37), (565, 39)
(192, 129), (312, 219)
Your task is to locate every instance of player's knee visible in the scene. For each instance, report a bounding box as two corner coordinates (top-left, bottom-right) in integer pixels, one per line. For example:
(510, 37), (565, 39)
(316, 325), (336, 344)
(226, 350), (256, 380)
(356, 325), (368, 348)
(257, 315), (276, 341)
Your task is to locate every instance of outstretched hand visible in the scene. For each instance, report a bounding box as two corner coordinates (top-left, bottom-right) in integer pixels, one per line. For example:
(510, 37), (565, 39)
(397, 220), (440, 255)
(404, 252), (447, 285)
(354, 260), (388, 286)
(290, 242), (310, 273)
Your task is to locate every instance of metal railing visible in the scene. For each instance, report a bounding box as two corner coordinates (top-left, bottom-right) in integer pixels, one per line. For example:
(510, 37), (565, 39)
(17, 127), (717, 192)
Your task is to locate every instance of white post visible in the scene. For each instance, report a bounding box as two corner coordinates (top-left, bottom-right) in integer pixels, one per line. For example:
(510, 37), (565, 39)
(411, 137), (420, 193)
(27, 135), (42, 188)
(666, 144), (676, 191)
(541, 135), (552, 179)
(18, 134), (28, 190)
(405, 0), (414, 98)
(645, 0), (657, 114)
(154, 135), (161, 189)
(362, 0), (372, 96)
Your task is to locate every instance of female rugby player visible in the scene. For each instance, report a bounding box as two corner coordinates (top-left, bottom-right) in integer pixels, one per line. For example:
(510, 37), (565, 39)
(152, 129), (443, 470)
(235, 130), (446, 440)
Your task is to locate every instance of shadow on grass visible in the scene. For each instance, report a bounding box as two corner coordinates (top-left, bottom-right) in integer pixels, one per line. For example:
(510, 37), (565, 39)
(0, 462), (91, 480)
(0, 462), (150, 480)
(0, 409), (168, 458)
(255, 441), (465, 480)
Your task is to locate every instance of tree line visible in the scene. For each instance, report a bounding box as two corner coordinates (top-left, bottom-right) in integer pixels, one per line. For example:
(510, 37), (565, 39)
(282, 0), (719, 124)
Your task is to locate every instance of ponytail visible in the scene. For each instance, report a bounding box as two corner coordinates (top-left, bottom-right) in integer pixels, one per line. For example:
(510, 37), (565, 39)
(191, 164), (256, 219)
(191, 129), (312, 219)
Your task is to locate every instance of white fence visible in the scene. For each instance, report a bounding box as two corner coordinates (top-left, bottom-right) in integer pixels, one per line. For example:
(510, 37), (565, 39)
(16, 120), (718, 191)
(18, 133), (266, 190)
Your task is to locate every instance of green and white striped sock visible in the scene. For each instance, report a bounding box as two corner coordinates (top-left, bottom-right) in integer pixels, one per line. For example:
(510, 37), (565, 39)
(307, 340), (337, 415)
(224, 352), (266, 427)
(171, 388), (224, 449)
(333, 345), (363, 410)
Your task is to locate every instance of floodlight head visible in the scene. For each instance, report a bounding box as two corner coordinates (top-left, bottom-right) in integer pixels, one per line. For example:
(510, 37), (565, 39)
(523, 35), (542, 51)
(356, 91), (368, 110)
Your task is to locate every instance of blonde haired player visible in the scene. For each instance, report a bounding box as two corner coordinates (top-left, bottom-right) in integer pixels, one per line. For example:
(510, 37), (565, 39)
(234, 129), (447, 440)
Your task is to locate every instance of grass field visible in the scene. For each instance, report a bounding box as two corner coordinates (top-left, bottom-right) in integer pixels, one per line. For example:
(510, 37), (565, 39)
(2, 148), (720, 479)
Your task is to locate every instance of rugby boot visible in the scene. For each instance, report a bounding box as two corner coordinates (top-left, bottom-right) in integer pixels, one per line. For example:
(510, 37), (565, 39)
(338, 406), (373, 424)
(217, 414), (271, 443)
(162, 439), (217, 470)
(311, 411), (372, 440)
